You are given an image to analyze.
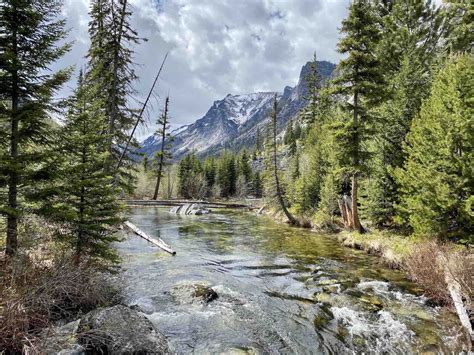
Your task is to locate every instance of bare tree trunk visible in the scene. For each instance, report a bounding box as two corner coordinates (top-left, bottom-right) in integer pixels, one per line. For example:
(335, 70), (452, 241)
(351, 174), (364, 232)
(6, 14), (19, 257)
(349, 88), (364, 233)
(153, 97), (169, 200)
(271, 95), (297, 225)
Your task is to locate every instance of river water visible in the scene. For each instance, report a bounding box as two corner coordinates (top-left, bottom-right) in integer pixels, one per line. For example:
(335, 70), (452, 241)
(118, 207), (463, 354)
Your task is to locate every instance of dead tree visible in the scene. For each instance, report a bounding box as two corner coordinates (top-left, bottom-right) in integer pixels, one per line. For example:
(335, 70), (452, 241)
(153, 96), (172, 200)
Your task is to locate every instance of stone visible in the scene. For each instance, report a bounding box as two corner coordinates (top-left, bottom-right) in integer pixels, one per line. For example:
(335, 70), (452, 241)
(170, 281), (219, 305)
(78, 305), (170, 354)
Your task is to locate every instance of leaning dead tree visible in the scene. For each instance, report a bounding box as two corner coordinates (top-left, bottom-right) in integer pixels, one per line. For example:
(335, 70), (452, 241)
(270, 95), (298, 225)
(153, 96), (173, 200)
(113, 52), (168, 181)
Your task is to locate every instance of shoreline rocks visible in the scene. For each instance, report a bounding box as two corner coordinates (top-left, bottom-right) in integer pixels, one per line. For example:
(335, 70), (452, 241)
(40, 305), (171, 354)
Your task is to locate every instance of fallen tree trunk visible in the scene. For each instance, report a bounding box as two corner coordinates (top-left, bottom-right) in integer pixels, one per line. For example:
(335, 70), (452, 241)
(124, 221), (176, 255)
(445, 268), (473, 349)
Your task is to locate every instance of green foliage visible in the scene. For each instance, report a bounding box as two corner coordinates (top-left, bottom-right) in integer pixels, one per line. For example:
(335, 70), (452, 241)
(216, 151), (237, 198)
(252, 171), (263, 198)
(0, 0), (71, 255)
(394, 54), (473, 238)
(86, 0), (141, 189)
(177, 153), (203, 199)
(442, 0), (473, 54)
(50, 73), (122, 264)
(284, 120), (297, 156)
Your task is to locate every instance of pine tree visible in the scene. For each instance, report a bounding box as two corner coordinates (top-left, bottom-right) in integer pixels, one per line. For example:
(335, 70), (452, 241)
(54, 72), (122, 264)
(142, 155), (148, 172)
(284, 120), (297, 156)
(239, 150), (252, 185)
(442, 0), (473, 54)
(368, 0), (443, 226)
(153, 96), (173, 200)
(394, 54), (473, 239)
(217, 151), (237, 198)
(252, 171), (263, 198)
(331, 0), (384, 232)
(203, 157), (217, 195)
(0, 0), (71, 256)
(86, 0), (140, 185)
(303, 52), (323, 124)
(269, 95), (297, 225)
(255, 125), (263, 153)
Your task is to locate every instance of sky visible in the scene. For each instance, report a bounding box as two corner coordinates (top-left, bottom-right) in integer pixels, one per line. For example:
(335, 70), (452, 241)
(55, 0), (353, 139)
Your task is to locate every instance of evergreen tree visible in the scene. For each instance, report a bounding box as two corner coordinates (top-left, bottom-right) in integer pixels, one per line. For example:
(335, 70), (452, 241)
(203, 157), (217, 195)
(442, 0), (473, 54)
(153, 96), (173, 200)
(303, 52), (323, 124)
(0, 0), (71, 256)
(252, 171), (263, 198)
(331, 0), (384, 232)
(368, 0), (442, 226)
(255, 125), (263, 153)
(394, 54), (473, 239)
(239, 149), (252, 185)
(54, 72), (122, 264)
(284, 120), (297, 156)
(142, 155), (148, 172)
(293, 121), (302, 140)
(177, 153), (203, 199)
(217, 151), (237, 198)
(86, 0), (140, 185)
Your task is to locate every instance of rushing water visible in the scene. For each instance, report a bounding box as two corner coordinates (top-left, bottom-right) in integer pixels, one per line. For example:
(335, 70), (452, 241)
(118, 207), (463, 354)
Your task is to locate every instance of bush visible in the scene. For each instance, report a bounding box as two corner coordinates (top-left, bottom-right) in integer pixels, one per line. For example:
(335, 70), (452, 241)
(0, 255), (121, 353)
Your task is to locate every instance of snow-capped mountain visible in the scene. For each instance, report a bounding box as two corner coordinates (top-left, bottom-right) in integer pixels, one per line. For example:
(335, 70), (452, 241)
(140, 60), (335, 160)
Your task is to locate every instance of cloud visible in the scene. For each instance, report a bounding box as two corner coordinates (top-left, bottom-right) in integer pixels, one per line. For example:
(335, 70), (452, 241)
(55, 0), (351, 138)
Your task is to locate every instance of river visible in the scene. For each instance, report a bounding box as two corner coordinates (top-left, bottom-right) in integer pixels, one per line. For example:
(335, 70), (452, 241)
(118, 207), (463, 354)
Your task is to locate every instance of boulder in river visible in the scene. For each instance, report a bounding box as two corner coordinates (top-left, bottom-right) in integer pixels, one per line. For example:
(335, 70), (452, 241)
(169, 281), (219, 305)
(170, 203), (210, 215)
(78, 305), (170, 354)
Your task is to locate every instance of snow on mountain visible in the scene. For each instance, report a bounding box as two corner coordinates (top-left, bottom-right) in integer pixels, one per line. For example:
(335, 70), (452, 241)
(139, 60), (336, 160)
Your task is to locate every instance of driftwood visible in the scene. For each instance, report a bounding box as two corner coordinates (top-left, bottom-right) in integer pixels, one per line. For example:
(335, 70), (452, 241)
(124, 221), (176, 255)
(445, 268), (473, 348)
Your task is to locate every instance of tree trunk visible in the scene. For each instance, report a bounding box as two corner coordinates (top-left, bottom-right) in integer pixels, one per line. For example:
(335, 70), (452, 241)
(6, 16), (19, 257)
(153, 97), (169, 200)
(271, 96), (297, 225)
(351, 174), (364, 233)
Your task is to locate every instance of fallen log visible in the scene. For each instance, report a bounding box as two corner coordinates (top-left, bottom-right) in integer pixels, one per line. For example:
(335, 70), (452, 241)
(124, 221), (176, 255)
(445, 268), (473, 349)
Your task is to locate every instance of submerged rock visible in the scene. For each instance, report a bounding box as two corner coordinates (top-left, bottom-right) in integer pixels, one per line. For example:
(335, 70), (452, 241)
(169, 281), (219, 305)
(170, 203), (210, 215)
(78, 305), (170, 354)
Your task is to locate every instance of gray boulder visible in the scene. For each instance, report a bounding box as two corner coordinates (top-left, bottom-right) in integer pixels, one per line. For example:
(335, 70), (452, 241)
(78, 305), (170, 354)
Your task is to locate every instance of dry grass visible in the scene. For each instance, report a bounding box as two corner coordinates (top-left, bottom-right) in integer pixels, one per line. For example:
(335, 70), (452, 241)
(0, 254), (121, 353)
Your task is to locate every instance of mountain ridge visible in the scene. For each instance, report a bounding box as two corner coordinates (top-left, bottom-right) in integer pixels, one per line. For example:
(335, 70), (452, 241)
(140, 60), (336, 160)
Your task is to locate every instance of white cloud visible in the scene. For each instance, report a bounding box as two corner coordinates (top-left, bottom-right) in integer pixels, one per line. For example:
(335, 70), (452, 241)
(56, 0), (351, 139)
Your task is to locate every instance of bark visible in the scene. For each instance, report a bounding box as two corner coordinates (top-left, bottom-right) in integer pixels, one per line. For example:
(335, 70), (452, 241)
(124, 221), (175, 255)
(271, 96), (297, 225)
(349, 87), (364, 233)
(351, 174), (364, 233)
(6, 11), (19, 257)
(153, 97), (169, 200)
